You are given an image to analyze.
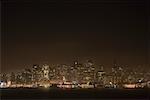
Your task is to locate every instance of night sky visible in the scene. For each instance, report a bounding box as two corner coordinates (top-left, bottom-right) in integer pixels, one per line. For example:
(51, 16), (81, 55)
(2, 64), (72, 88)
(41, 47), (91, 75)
(1, 0), (149, 73)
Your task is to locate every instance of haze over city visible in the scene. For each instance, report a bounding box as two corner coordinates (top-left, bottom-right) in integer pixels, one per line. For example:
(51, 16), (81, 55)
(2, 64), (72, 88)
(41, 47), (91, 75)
(1, 0), (149, 73)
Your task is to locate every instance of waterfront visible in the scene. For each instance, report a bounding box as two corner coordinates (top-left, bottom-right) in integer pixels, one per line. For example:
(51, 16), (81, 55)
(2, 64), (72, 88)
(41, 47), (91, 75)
(1, 88), (149, 99)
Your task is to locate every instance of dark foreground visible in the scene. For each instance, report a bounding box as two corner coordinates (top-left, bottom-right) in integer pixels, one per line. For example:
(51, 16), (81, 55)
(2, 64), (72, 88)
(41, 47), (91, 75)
(0, 88), (150, 99)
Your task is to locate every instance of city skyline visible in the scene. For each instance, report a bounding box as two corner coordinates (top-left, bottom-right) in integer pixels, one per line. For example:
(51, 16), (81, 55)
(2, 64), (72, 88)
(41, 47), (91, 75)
(1, 0), (149, 73)
(1, 59), (150, 89)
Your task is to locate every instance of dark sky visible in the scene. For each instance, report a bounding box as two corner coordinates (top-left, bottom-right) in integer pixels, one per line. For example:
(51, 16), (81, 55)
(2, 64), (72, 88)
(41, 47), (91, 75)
(1, 0), (149, 73)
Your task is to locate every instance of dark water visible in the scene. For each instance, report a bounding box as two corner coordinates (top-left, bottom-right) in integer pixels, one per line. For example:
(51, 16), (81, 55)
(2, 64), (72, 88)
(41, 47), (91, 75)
(0, 88), (150, 99)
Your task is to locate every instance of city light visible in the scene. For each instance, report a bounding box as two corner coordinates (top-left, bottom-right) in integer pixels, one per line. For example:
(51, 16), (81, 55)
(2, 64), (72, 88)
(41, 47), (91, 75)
(123, 84), (136, 89)
(0, 60), (149, 89)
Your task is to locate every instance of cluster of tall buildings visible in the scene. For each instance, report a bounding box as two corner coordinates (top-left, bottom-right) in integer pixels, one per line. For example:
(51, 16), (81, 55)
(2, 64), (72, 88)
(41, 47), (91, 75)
(0, 60), (150, 88)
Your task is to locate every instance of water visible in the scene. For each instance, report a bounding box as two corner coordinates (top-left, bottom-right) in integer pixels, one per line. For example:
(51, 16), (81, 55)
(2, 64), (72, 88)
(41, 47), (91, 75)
(0, 88), (150, 99)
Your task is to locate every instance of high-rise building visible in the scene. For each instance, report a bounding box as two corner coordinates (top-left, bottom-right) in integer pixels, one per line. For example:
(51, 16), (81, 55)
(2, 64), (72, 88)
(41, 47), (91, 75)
(42, 64), (49, 80)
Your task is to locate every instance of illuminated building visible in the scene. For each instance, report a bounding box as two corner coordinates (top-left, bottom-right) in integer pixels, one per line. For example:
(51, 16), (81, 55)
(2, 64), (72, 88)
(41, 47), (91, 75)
(97, 71), (105, 85)
(42, 64), (50, 80)
(32, 64), (42, 83)
(83, 60), (96, 83)
(0, 81), (7, 88)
